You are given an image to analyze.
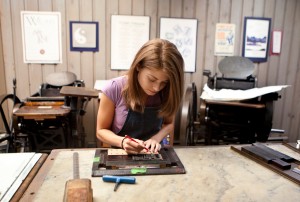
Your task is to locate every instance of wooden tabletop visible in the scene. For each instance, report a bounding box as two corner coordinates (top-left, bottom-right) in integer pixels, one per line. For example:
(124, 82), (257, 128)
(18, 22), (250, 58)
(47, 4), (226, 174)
(60, 86), (99, 98)
(13, 105), (70, 120)
(19, 144), (300, 202)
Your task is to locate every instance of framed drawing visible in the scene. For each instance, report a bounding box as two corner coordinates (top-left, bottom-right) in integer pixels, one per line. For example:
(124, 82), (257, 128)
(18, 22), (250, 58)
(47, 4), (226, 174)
(21, 11), (62, 63)
(160, 17), (198, 72)
(111, 15), (150, 70)
(242, 17), (271, 63)
(70, 21), (99, 52)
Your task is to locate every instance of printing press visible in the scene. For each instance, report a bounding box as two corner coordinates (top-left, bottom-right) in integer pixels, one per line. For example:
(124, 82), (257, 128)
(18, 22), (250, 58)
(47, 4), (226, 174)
(13, 72), (98, 152)
(175, 56), (282, 146)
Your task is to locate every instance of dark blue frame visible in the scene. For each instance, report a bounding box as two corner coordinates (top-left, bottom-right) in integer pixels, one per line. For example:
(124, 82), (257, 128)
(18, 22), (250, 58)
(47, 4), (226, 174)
(242, 17), (271, 63)
(70, 21), (99, 52)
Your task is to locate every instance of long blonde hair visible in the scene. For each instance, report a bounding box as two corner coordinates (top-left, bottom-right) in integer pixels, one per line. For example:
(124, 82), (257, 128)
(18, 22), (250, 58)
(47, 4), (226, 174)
(122, 38), (184, 118)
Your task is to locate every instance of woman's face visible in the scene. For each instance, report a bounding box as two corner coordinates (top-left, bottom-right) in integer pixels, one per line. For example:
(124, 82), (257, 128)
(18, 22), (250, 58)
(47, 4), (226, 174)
(137, 67), (169, 96)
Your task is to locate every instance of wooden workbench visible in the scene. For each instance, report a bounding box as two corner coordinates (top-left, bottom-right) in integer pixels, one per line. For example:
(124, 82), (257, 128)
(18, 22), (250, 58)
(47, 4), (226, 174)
(20, 144), (300, 201)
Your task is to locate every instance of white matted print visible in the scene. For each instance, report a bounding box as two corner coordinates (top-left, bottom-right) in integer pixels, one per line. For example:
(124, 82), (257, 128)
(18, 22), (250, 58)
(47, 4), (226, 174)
(160, 18), (198, 72)
(111, 15), (150, 70)
(21, 11), (62, 64)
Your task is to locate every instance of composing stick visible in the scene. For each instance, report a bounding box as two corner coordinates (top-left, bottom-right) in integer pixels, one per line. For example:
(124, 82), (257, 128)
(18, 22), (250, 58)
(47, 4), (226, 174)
(253, 143), (294, 162)
(241, 145), (291, 169)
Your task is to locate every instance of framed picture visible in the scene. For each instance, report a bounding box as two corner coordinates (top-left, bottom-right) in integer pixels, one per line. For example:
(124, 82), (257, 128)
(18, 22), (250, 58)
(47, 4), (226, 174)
(70, 21), (99, 52)
(160, 17), (198, 72)
(214, 23), (236, 56)
(242, 17), (271, 63)
(21, 11), (62, 63)
(111, 15), (150, 70)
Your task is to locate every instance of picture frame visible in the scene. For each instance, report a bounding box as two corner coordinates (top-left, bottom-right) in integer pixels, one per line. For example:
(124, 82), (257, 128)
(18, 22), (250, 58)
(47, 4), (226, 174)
(160, 17), (198, 72)
(70, 21), (99, 52)
(242, 17), (271, 63)
(271, 30), (282, 55)
(110, 15), (150, 70)
(21, 11), (62, 64)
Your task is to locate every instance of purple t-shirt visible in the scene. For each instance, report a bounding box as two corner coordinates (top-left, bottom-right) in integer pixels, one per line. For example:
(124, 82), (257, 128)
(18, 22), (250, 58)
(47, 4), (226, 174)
(101, 76), (161, 134)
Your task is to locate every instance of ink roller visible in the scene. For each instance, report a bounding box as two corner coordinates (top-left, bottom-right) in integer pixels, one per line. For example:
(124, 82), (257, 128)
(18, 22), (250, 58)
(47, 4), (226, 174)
(102, 175), (136, 191)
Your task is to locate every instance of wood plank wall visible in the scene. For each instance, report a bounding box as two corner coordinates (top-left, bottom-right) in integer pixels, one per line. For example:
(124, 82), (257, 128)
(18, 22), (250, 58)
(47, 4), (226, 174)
(0, 0), (299, 145)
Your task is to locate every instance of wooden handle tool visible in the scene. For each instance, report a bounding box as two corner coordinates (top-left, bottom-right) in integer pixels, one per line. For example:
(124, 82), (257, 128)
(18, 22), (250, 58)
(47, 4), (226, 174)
(63, 152), (93, 202)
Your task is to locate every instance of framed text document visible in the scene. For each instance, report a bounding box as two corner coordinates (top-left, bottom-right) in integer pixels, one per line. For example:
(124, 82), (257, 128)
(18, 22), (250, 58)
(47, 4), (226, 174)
(21, 11), (62, 63)
(160, 17), (198, 72)
(111, 15), (150, 70)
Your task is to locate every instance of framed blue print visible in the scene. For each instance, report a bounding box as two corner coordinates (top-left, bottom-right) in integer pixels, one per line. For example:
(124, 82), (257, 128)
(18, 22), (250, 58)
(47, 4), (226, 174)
(70, 21), (99, 52)
(242, 17), (271, 63)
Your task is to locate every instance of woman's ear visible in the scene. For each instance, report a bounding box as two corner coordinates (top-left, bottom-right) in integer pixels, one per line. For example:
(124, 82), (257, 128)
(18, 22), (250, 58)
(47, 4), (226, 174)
(136, 65), (141, 72)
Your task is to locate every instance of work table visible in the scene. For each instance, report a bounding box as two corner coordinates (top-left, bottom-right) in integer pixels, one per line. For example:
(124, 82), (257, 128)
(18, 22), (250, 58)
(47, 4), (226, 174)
(20, 144), (300, 201)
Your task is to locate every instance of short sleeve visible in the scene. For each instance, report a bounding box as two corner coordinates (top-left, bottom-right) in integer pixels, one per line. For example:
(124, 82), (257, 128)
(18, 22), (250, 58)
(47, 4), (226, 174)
(101, 77), (124, 105)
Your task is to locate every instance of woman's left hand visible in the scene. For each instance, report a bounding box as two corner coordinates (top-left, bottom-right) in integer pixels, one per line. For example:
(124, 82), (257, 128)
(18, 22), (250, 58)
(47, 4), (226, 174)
(144, 139), (161, 153)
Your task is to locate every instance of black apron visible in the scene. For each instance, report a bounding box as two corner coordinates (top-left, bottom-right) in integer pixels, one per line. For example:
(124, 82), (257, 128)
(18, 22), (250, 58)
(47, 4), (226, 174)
(117, 107), (163, 141)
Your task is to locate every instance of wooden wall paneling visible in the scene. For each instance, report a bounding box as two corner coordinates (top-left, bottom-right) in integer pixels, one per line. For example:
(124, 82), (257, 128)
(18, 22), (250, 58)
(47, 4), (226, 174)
(157, 0), (170, 19)
(269, 0), (286, 128)
(119, 0), (132, 15)
(24, 0), (43, 95)
(204, 0), (219, 80)
(267, 0), (285, 86)
(170, 0), (182, 17)
(0, 15), (7, 131)
(145, 0), (158, 39)
(0, 0), (15, 120)
(92, 0), (106, 146)
(11, 0), (29, 100)
(157, 0), (170, 38)
(195, 0), (207, 91)
(216, 0), (231, 74)
(256, 0), (270, 88)
(106, 0), (118, 79)
(79, 0), (94, 88)
(290, 50), (300, 140)
(230, 0), (243, 56)
(132, 0), (145, 75)
(53, 0), (68, 73)
(93, 0), (106, 81)
(157, 0), (169, 39)
(0, 25), (5, 129)
(66, 0), (81, 79)
(282, 0), (300, 141)
(38, 0), (56, 84)
(241, 0), (256, 76)
(275, 0), (296, 132)
(117, 0), (133, 77)
(79, 0), (95, 144)
(0, 17), (6, 96)
(133, 0), (145, 16)
(182, 0), (196, 86)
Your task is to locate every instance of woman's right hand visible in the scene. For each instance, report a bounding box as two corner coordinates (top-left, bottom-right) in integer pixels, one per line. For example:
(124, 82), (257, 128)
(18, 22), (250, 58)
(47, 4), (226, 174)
(121, 137), (147, 154)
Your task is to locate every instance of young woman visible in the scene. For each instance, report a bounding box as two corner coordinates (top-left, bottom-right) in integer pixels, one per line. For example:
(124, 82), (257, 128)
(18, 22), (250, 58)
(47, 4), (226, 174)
(96, 38), (184, 154)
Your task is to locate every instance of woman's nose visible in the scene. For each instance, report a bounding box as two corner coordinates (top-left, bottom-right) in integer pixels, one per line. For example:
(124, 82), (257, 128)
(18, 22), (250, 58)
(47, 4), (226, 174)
(152, 83), (161, 92)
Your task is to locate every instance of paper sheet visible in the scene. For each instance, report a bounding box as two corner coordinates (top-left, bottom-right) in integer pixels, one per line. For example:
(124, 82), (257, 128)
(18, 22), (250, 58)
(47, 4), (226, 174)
(200, 84), (289, 101)
(0, 153), (41, 202)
